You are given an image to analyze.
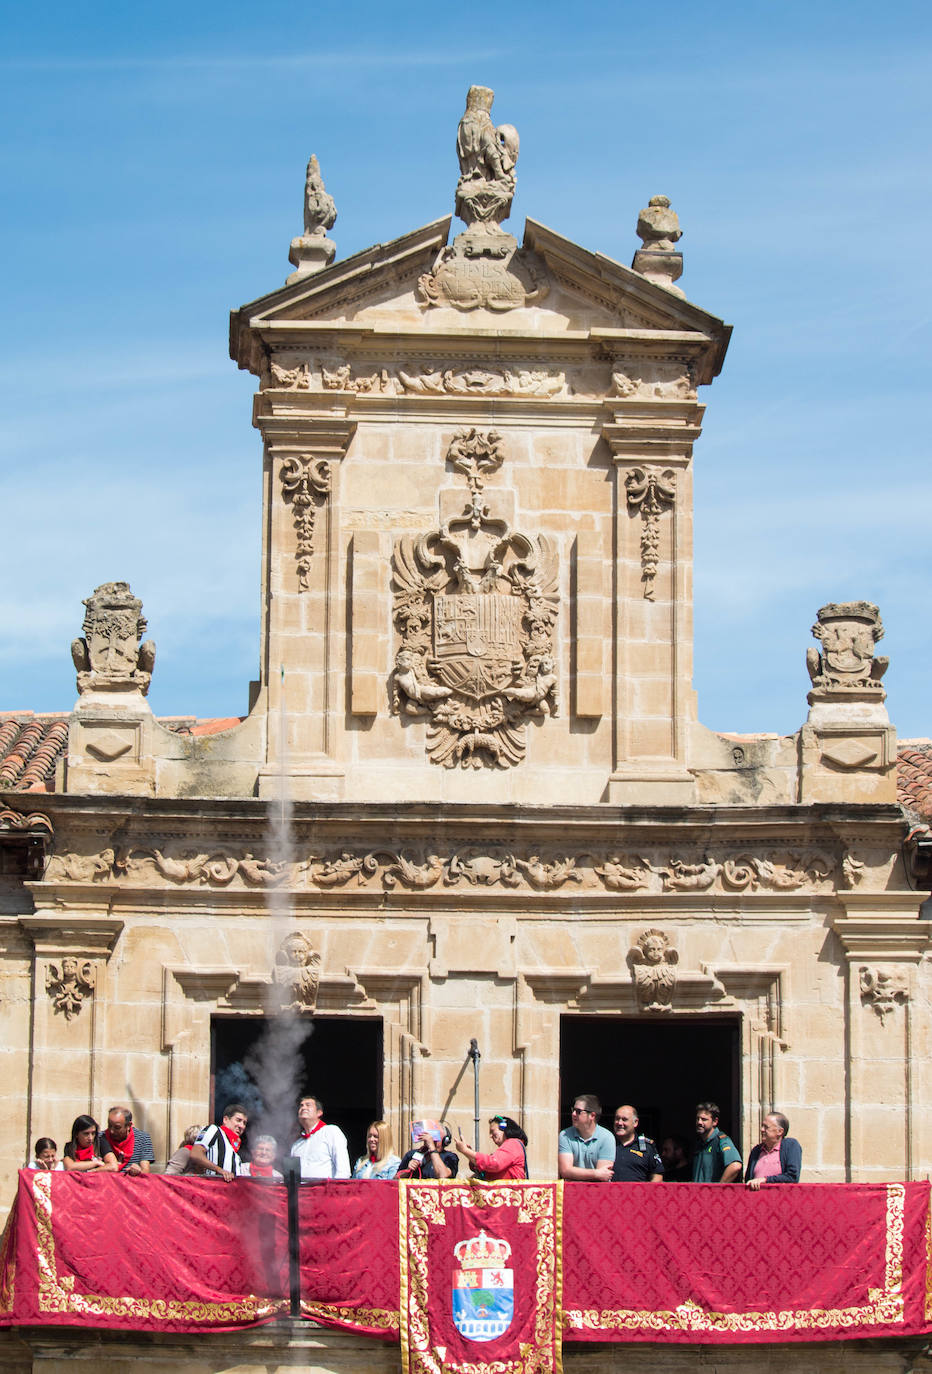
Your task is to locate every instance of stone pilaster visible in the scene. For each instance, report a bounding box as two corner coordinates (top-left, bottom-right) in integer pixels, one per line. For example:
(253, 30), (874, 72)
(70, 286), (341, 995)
(602, 394), (704, 802)
(18, 914), (123, 1147)
(832, 897), (930, 1181)
(255, 415), (356, 800)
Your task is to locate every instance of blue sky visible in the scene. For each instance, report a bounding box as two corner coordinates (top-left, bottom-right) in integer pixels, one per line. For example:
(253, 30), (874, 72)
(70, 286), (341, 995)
(2, 1), (930, 739)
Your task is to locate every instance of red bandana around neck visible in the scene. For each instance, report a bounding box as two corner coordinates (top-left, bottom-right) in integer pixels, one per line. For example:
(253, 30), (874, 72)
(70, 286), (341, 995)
(302, 1119), (326, 1138)
(75, 1145), (94, 1161)
(250, 1163), (275, 1177)
(221, 1124), (241, 1152)
(106, 1127), (135, 1164)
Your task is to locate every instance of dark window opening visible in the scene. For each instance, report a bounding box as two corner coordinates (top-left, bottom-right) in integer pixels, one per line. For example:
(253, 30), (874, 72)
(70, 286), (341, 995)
(559, 1015), (741, 1155)
(210, 1015), (383, 1164)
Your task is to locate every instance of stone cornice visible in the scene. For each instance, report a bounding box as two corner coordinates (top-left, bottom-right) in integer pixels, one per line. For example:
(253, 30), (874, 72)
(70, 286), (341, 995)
(18, 914), (123, 958)
(831, 908), (931, 962)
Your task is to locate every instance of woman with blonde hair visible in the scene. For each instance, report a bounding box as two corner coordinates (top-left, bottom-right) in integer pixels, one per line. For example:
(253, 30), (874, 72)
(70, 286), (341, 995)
(352, 1120), (401, 1179)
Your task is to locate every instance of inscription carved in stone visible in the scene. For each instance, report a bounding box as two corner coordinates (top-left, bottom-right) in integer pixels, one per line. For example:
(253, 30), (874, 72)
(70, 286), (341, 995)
(71, 583), (156, 696)
(272, 932), (322, 1012)
(859, 966), (908, 1023)
(625, 468), (676, 600)
(392, 429), (558, 768)
(46, 958), (95, 1021)
(419, 86), (548, 312)
(280, 455), (331, 590)
(628, 928), (678, 1011)
(807, 602), (888, 693)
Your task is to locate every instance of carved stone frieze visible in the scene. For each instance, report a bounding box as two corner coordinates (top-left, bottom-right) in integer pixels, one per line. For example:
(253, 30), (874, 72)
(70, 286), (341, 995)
(398, 367), (565, 398)
(628, 928), (678, 1011)
(71, 582), (156, 696)
(40, 842), (837, 895)
(45, 957), (95, 1021)
(625, 468), (676, 600)
(612, 365), (696, 400)
(391, 430), (558, 768)
(321, 365), (390, 394)
(418, 86), (547, 312)
(270, 361), (311, 389)
(279, 455), (332, 590)
(272, 932), (322, 1012)
(807, 602), (888, 694)
(859, 965), (908, 1023)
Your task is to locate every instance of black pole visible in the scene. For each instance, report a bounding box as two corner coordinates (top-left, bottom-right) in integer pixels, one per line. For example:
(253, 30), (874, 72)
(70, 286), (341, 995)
(283, 1156), (301, 1317)
(468, 1039), (481, 1149)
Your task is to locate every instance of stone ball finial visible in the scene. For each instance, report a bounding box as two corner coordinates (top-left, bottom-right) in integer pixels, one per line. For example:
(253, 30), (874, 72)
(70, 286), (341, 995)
(636, 195), (683, 252)
(632, 193), (684, 296)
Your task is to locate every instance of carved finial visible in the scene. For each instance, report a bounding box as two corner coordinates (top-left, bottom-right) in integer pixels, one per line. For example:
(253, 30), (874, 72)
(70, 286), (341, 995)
(287, 153), (337, 284)
(70, 582), (155, 697)
(632, 194), (684, 296)
(419, 87), (546, 312)
(806, 601), (888, 699)
(455, 85), (520, 228)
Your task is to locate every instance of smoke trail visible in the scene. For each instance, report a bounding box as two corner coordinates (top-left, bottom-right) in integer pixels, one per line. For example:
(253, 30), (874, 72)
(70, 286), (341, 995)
(237, 668), (315, 1158)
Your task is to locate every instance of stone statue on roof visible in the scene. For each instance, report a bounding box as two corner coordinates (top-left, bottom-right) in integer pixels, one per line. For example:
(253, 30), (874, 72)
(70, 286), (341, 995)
(287, 154), (337, 283)
(454, 85), (520, 227)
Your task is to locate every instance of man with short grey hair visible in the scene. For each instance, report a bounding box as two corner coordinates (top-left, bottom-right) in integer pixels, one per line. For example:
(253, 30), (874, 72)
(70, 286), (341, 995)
(744, 1112), (802, 1188)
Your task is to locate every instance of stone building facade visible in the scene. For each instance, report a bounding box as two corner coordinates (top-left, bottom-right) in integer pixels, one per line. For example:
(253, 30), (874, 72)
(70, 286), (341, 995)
(2, 83), (932, 1372)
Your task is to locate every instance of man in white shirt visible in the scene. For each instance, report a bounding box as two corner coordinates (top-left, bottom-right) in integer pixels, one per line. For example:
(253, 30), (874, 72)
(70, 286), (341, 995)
(290, 1095), (351, 1179)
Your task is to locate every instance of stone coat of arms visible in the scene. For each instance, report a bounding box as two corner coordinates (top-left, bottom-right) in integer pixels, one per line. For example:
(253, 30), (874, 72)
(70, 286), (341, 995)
(392, 430), (557, 769)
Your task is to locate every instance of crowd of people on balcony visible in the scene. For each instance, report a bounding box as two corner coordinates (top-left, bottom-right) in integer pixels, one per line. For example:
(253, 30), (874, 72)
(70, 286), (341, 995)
(26, 1093), (801, 1186)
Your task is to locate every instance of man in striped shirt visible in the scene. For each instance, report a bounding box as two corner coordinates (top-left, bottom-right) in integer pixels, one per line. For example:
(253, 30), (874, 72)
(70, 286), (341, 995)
(190, 1104), (248, 1180)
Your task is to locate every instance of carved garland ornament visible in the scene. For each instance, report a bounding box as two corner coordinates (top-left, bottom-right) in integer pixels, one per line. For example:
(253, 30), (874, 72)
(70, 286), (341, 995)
(43, 845), (835, 894)
(280, 455), (331, 590)
(625, 468), (676, 600)
(45, 958), (95, 1021)
(391, 429), (558, 769)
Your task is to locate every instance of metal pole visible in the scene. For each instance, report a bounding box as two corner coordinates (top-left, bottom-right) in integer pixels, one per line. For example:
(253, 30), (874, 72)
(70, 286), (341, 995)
(283, 1156), (301, 1317)
(468, 1039), (481, 1149)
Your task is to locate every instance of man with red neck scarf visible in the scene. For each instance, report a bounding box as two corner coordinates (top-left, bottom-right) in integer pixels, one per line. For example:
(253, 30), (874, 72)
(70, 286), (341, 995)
(290, 1095), (351, 1179)
(102, 1107), (155, 1176)
(190, 1104), (248, 1181)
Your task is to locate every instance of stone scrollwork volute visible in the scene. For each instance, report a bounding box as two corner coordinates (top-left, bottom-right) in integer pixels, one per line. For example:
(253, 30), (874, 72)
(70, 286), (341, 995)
(807, 602), (888, 695)
(272, 932), (322, 1013)
(627, 928), (678, 1011)
(418, 86), (547, 312)
(391, 429), (558, 769)
(859, 966), (908, 1023)
(46, 958), (95, 1021)
(280, 455), (332, 590)
(71, 582), (156, 695)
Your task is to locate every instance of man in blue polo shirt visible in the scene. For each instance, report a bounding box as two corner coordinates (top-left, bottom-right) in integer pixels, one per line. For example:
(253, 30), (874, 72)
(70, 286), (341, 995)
(557, 1094), (615, 1181)
(691, 1101), (741, 1182)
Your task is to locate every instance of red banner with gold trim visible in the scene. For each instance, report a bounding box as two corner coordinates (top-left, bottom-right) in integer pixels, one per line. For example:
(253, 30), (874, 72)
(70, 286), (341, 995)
(400, 1181), (561, 1374)
(2, 1173), (932, 1346)
(562, 1181), (932, 1342)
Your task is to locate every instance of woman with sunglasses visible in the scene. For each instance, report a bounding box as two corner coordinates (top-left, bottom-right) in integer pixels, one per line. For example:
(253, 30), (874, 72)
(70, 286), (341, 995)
(455, 1115), (528, 1180)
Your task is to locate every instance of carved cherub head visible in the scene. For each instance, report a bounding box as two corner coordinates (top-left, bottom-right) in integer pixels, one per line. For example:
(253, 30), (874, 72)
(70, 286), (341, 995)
(277, 933), (312, 969)
(632, 929), (676, 966)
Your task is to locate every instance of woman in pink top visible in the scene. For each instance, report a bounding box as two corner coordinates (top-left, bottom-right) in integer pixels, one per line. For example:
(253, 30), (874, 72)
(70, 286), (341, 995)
(455, 1115), (528, 1180)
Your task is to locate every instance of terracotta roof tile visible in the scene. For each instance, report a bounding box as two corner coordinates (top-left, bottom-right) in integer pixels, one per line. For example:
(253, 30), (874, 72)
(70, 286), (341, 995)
(897, 739), (932, 824)
(0, 714), (68, 792)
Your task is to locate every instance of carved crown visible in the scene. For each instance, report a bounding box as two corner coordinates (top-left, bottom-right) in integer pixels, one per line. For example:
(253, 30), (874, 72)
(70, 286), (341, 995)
(453, 1229), (512, 1269)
